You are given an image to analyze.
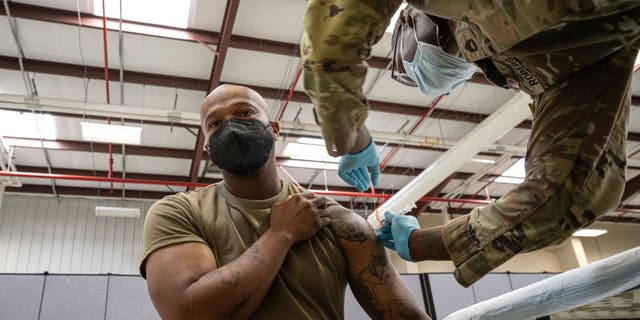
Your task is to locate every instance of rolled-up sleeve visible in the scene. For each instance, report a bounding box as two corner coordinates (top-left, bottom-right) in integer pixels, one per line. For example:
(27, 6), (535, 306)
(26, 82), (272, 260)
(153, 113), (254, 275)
(301, 0), (401, 156)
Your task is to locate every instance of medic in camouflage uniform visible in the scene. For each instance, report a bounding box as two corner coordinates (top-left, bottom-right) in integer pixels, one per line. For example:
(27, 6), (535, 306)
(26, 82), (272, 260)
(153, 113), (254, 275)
(301, 0), (640, 287)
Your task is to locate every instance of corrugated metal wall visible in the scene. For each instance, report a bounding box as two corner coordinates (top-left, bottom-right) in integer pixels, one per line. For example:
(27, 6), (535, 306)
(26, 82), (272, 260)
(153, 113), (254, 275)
(0, 194), (153, 274)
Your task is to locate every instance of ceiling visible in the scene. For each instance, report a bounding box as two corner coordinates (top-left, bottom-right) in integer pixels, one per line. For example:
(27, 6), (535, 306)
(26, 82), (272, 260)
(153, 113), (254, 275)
(0, 0), (639, 223)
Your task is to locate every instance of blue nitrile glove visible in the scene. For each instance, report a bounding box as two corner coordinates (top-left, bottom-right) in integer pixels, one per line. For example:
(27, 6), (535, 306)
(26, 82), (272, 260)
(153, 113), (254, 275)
(377, 211), (420, 261)
(338, 139), (380, 192)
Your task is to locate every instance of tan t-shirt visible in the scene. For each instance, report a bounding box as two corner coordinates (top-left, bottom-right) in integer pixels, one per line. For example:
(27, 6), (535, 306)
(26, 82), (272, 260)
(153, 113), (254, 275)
(140, 181), (348, 320)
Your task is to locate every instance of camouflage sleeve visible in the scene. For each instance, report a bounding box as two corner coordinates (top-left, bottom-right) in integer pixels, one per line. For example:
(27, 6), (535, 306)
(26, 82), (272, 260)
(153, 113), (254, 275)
(301, 0), (402, 156)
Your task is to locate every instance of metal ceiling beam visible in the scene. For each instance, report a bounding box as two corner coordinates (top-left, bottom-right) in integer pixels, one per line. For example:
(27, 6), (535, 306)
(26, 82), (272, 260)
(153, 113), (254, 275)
(0, 55), (505, 124)
(0, 55), (210, 91)
(4, 54), (640, 138)
(5, 183), (173, 199)
(188, 0), (240, 187)
(0, 2), (388, 68)
(5, 136), (458, 178)
(15, 165), (221, 185)
(4, 2), (640, 98)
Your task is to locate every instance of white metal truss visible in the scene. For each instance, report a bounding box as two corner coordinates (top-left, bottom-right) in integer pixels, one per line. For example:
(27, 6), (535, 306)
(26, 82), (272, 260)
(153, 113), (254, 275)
(0, 93), (530, 155)
(369, 91), (533, 228)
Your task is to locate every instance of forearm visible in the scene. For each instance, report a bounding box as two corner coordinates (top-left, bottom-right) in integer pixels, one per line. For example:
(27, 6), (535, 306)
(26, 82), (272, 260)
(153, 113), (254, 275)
(349, 244), (429, 319)
(408, 227), (451, 261)
(302, 0), (401, 155)
(185, 229), (291, 319)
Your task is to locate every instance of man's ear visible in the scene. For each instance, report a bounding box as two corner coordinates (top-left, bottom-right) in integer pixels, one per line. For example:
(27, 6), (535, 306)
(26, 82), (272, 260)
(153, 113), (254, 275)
(270, 121), (280, 140)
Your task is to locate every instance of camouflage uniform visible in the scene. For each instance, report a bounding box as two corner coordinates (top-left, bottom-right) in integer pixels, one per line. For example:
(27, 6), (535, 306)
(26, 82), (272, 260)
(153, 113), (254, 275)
(302, 0), (640, 287)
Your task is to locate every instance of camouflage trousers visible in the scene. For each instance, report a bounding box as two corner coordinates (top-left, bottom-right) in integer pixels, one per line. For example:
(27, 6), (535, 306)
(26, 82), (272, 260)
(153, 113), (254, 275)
(442, 38), (639, 287)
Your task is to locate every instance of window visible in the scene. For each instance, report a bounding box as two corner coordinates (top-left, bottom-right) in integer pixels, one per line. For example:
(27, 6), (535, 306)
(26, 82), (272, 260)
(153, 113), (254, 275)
(94, 0), (192, 28)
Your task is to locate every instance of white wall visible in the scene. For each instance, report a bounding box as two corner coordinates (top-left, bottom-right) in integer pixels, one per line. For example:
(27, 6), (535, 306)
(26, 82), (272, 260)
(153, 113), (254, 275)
(0, 194), (150, 274)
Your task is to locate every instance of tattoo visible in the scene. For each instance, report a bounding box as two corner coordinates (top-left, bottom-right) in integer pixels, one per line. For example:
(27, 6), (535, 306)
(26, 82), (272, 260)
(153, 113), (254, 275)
(330, 219), (368, 243)
(247, 244), (270, 267)
(352, 252), (427, 319)
(209, 268), (241, 287)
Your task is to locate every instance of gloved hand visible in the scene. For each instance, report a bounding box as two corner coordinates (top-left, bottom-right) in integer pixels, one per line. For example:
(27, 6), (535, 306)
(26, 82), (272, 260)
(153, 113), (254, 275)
(377, 211), (420, 261)
(338, 139), (380, 192)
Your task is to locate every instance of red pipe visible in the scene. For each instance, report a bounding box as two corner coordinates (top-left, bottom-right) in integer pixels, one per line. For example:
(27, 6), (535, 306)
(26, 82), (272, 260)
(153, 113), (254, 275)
(4, 170), (639, 215)
(379, 95), (444, 169)
(0, 170), (491, 205)
(276, 66), (303, 121)
(101, 0), (114, 192)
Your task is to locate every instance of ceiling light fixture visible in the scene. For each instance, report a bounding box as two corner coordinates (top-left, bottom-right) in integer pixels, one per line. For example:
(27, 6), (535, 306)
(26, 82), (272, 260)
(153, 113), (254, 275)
(470, 158), (496, 164)
(283, 142), (338, 163)
(572, 229), (608, 237)
(81, 122), (142, 145)
(95, 206), (141, 218)
(93, 0), (192, 28)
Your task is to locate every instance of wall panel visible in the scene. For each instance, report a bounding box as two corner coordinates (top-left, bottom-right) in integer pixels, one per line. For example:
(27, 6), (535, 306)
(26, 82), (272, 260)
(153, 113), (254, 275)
(0, 195), (151, 274)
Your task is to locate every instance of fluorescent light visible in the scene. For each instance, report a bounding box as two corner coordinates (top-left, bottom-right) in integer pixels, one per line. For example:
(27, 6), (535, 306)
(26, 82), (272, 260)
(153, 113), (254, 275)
(494, 176), (524, 184)
(283, 142), (338, 163)
(572, 229), (608, 237)
(0, 110), (57, 140)
(385, 2), (408, 33)
(470, 158), (496, 164)
(94, 0), (192, 28)
(81, 122), (142, 145)
(494, 158), (525, 184)
(95, 206), (140, 218)
(635, 51), (640, 70)
(279, 159), (339, 171)
(295, 137), (326, 146)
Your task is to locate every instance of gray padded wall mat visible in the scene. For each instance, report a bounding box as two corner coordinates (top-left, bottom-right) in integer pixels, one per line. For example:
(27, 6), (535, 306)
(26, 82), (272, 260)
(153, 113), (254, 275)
(39, 275), (108, 320)
(472, 274), (512, 303)
(428, 273), (476, 320)
(106, 276), (159, 320)
(0, 274), (45, 320)
(508, 273), (550, 290)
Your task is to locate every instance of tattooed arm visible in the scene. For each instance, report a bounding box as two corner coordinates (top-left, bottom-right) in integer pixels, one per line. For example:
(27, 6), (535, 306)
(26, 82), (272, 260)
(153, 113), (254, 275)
(328, 206), (431, 320)
(144, 192), (330, 320)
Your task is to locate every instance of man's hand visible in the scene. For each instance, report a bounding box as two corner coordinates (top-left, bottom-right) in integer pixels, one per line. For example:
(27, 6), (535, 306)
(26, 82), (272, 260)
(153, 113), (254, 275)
(377, 211), (420, 261)
(338, 133), (381, 192)
(270, 191), (331, 245)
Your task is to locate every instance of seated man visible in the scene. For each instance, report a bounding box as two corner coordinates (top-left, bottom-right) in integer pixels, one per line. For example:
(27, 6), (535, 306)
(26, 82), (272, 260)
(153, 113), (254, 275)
(140, 84), (429, 320)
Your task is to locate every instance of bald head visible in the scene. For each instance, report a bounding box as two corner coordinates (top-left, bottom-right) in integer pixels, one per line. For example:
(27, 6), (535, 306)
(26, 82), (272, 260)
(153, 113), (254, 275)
(200, 84), (279, 146)
(200, 84), (269, 122)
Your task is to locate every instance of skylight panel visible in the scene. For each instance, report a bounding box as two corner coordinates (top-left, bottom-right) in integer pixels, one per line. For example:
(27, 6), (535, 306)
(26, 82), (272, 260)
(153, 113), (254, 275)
(94, 0), (192, 28)
(0, 110), (57, 140)
(283, 142), (338, 163)
(494, 158), (525, 184)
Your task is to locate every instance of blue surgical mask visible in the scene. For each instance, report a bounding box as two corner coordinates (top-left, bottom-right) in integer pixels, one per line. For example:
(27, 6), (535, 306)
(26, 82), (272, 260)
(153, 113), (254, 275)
(402, 41), (477, 97)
